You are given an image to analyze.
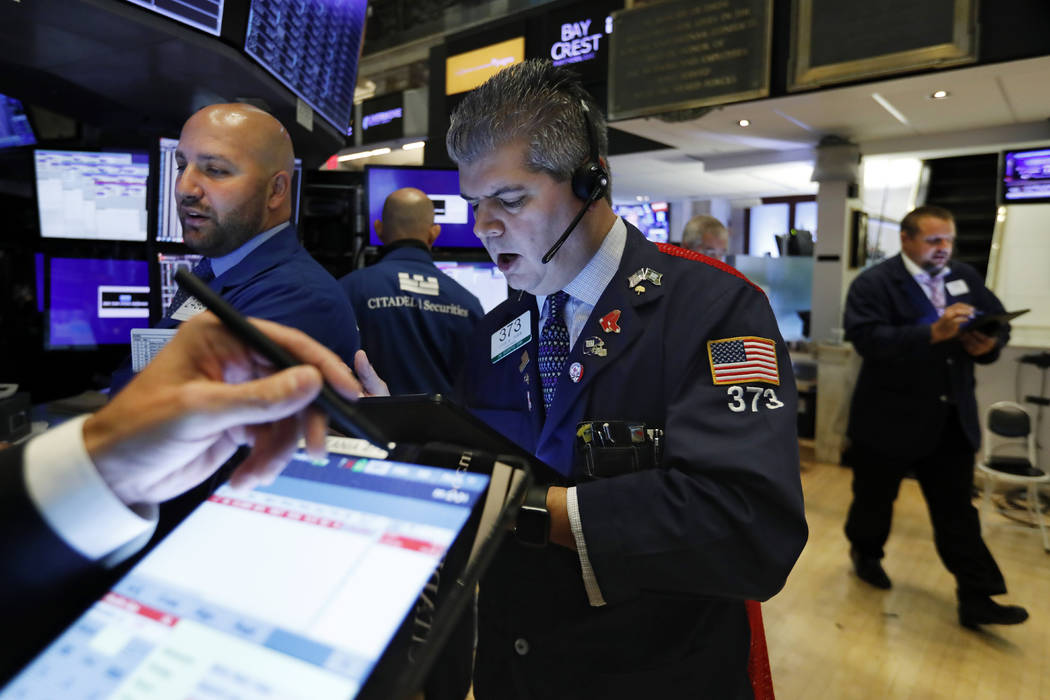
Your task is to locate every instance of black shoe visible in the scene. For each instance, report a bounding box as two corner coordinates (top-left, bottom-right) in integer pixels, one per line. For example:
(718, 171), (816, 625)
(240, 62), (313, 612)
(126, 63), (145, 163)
(958, 595), (1029, 629)
(850, 548), (892, 589)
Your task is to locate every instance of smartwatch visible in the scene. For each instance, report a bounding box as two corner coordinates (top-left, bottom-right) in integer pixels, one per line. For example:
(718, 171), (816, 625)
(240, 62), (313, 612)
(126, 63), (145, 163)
(514, 484), (550, 547)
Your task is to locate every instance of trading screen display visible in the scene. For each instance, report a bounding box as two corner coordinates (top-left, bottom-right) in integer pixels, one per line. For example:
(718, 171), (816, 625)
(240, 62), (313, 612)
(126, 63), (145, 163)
(47, 257), (150, 348)
(158, 137), (303, 242)
(122, 0), (224, 35)
(1002, 148), (1050, 202)
(433, 261), (508, 313)
(612, 201), (669, 243)
(35, 150), (149, 242)
(157, 252), (204, 312)
(0, 93), (36, 149)
(366, 166), (481, 248)
(245, 0), (367, 135)
(0, 452), (489, 700)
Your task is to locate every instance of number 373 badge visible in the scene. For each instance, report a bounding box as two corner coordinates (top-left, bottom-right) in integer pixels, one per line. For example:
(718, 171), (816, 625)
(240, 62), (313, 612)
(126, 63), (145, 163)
(707, 336), (785, 413)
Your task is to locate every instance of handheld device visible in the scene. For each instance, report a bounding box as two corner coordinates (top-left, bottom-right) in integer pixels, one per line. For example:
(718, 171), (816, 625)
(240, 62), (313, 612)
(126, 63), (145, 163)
(173, 268), (392, 449)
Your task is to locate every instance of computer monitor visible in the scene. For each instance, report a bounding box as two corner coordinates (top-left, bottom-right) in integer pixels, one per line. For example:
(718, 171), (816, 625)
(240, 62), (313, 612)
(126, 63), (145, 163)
(0, 93), (36, 149)
(244, 0), (366, 136)
(45, 257), (150, 349)
(433, 260), (508, 313)
(121, 0), (224, 35)
(365, 166), (481, 249)
(35, 149), (149, 242)
(999, 147), (1050, 204)
(157, 252), (204, 313)
(157, 137), (303, 243)
(612, 201), (669, 243)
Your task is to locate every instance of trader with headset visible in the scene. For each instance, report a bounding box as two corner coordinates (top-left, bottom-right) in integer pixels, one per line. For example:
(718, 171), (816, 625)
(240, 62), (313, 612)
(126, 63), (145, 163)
(448, 60), (807, 699)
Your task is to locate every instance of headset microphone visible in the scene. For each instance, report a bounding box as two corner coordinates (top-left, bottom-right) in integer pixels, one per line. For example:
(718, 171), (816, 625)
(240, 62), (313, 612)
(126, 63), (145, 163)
(541, 101), (610, 264)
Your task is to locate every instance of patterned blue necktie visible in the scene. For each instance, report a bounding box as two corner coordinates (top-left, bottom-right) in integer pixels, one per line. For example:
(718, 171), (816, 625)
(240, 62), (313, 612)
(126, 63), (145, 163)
(165, 257), (213, 318)
(539, 291), (571, 412)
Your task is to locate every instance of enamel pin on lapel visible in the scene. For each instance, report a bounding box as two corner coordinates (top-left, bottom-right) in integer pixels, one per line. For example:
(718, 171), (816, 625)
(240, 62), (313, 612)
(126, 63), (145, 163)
(628, 267), (662, 295)
(600, 309), (622, 333)
(583, 336), (607, 357)
(569, 362), (584, 383)
(519, 350), (530, 373)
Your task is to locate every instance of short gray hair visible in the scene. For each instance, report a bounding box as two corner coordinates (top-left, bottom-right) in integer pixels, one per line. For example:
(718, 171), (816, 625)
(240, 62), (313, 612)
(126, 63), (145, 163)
(682, 215), (728, 249)
(446, 59), (608, 188)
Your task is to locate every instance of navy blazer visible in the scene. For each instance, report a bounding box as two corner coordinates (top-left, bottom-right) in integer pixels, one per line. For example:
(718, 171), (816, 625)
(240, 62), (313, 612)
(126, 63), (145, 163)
(845, 254), (1008, 458)
(340, 241), (484, 395)
(458, 225), (807, 699)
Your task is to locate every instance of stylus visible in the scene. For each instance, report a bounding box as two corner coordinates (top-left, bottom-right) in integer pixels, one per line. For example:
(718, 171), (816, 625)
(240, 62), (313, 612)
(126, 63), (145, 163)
(173, 268), (394, 449)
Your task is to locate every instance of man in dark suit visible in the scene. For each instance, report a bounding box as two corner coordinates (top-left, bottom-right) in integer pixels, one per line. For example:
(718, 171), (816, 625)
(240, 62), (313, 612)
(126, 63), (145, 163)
(447, 59), (807, 699)
(111, 103), (359, 392)
(340, 187), (484, 395)
(843, 205), (1027, 628)
(1, 313), (383, 682)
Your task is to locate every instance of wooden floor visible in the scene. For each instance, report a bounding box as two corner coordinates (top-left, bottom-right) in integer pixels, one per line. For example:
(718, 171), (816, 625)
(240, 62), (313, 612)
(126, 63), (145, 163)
(764, 449), (1050, 700)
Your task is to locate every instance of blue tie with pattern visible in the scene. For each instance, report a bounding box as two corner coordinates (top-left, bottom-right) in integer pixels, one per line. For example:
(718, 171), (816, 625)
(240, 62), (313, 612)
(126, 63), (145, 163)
(165, 257), (213, 318)
(539, 290), (571, 412)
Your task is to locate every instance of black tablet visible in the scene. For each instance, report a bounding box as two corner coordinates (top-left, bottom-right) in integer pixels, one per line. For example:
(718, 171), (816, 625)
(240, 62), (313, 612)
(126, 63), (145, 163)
(966, 308), (1029, 334)
(0, 438), (526, 700)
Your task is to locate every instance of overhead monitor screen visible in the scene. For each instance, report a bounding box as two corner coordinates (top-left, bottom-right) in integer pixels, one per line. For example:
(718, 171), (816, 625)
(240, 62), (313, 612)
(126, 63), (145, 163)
(365, 166), (482, 248)
(35, 149), (149, 242)
(433, 260), (508, 313)
(46, 257), (150, 349)
(121, 0), (224, 36)
(1001, 148), (1050, 203)
(158, 136), (303, 242)
(613, 201), (669, 243)
(245, 0), (367, 136)
(0, 93), (36, 149)
(0, 448), (490, 700)
(446, 37), (525, 96)
(157, 252), (204, 312)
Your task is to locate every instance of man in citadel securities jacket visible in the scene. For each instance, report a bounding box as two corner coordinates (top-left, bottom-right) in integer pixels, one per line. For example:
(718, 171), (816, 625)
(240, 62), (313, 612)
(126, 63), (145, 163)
(447, 60), (807, 700)
(110, 103), (359, 393)
(843, 205), (1028, 629)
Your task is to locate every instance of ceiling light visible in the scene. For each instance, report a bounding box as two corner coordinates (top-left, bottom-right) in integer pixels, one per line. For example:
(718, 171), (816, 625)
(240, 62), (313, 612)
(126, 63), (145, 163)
(930, 90), (950, 100)
(401, 141), (426, 150)
(738, 119), (751, 127)
(337, 147), (391, 162)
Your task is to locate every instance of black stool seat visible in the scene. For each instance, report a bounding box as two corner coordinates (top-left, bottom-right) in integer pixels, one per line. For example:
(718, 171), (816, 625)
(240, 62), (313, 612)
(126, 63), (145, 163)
(986, 456), (1045, 478)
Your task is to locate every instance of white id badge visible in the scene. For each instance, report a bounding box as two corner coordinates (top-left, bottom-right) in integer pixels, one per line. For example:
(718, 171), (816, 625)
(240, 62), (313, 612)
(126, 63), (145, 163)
(945, 279), (969, 296)
(491, 310), (531, 363)
(171, 296), (208, 322)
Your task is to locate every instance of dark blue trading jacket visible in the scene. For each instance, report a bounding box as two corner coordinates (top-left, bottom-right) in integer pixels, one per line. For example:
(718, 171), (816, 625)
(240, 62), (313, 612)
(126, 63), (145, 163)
(340, 240), (484, 396)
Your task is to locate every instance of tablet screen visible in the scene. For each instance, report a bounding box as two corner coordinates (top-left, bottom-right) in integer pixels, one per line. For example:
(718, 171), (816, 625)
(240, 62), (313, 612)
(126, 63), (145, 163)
(1, 449), (490, 700)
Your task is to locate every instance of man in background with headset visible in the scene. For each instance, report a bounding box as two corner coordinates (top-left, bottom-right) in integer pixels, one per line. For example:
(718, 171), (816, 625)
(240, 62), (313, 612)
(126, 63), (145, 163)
(448, 60), (807, 698)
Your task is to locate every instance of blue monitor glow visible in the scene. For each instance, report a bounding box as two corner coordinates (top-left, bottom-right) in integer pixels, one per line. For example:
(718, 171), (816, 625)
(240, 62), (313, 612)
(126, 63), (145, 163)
(157, 136), (303, 243)
(121, 0), (224, 36)
(433, 260), (508, 313)
(612, 201), (669, 243)
(365, 166), (483, 249)
(46, 257), (150, 349)
(244, 0), (366, 136)
(0, 94), (36, 149)
(1000, 148), (1050, 204)
(35, 149), (149, 242)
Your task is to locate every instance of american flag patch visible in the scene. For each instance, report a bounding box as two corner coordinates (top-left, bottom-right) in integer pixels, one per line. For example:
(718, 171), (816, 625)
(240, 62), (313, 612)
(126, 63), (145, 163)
(707, 336), (779, 385)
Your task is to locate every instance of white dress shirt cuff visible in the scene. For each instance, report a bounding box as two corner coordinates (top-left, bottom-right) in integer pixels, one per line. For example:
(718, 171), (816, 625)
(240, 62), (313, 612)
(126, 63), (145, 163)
(566, 486), (606, 607)
(23, 415), (158, 563)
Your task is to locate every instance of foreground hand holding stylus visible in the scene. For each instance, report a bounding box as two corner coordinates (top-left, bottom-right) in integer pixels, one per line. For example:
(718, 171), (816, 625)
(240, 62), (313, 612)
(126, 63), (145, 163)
(84, 312), (388, 507)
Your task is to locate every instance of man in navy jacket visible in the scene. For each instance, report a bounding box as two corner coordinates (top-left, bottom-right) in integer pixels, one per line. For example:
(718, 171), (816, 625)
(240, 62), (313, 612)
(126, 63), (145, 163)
(447, 60), (807, 699)
(111, 104), (359, 392)
(843, 205), (1027, 628)
(341, 187), (483, 395)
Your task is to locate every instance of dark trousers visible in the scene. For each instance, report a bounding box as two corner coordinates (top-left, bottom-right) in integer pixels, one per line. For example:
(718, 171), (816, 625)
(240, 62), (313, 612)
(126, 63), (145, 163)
(844, 413), (1007, 597)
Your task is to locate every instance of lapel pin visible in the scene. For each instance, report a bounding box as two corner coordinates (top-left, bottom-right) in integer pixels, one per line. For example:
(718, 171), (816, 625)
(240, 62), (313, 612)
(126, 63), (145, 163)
(583, 336), (608, 357)
(628, 269), (645, 287)
(526, 390), (532, 412)
(519, 350), (530, 373)
(634, 285), (646, 295)
(569, 362), (583, 383)
(600, 309), (622, 334)
(645, 268), (663, 286)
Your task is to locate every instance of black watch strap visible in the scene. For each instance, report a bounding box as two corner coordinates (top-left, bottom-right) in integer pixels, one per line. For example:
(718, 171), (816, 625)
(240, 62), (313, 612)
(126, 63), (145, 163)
(514, 484), (550, 548)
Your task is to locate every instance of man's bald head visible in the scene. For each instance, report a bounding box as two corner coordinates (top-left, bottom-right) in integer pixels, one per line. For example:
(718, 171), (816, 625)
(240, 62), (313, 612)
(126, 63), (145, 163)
(376, 188), (441, 247)
(175, 103), (297, 256)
